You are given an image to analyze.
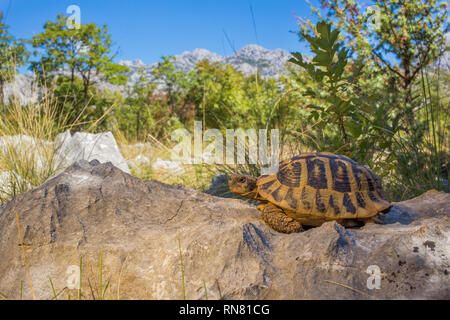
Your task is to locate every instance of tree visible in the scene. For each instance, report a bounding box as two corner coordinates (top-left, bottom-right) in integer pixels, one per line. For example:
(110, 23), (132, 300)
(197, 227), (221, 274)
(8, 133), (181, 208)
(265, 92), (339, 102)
(294, 2), (449, 198)
(187, 60), (249, 129)
(121, 67), (156, 140)
(152, 56), (189, 117)
(31, 14), (128, 115)
(0, 20), (28, 121)
(305, 0), (448, 126)
(290, 21), (365, 152)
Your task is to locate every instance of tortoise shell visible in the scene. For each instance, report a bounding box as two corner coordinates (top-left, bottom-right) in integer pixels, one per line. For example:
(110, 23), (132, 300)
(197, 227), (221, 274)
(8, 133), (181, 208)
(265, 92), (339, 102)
(256, 152), (391, 220)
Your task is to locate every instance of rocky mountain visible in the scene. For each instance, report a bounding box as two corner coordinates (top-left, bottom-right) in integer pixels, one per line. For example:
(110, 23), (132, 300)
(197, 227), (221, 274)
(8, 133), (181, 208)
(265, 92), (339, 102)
(92, 44), (292, 91)
(222, 45), (292, 78)
(118, 44), (292, 86)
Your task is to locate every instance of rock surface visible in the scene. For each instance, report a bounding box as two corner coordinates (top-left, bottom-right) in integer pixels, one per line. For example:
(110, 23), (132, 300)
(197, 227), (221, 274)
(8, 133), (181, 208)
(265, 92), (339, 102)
(54, 131), (130, 174)
(0, 160), (448, 300)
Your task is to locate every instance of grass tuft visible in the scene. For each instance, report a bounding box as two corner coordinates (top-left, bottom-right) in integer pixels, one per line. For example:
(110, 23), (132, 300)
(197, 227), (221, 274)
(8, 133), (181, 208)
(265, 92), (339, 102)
(78, 255), (82, 300)
(15, 211), (36, 300)
(177, 234), (186, 300)
(203, 279), (208, 300)
(48, 278), (57, 300)
(0, 291), (7, 300)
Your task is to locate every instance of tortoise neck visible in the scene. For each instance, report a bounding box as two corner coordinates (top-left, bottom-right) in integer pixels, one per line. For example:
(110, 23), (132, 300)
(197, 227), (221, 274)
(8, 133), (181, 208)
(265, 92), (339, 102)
(241, 189), (264, 201)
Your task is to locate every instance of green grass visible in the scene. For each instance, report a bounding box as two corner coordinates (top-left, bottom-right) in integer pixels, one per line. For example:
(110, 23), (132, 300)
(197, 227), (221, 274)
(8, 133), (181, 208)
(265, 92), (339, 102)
(45, 251), (110, 300)
(215, 279), (223, 300)
(177, 235), (186, 300)
(203, 279), (208, 300)
(79, 256), (82, 300)
(49, 278), (57, 300)
(3, 233), (225, 300)
(380, 65), (449, 201)
(98, 250), (111, 300)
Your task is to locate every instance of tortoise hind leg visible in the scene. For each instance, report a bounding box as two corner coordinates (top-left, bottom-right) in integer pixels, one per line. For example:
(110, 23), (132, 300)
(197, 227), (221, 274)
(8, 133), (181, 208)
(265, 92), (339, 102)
(339, 215), (385, 228)
(361, 215), (385, 225)
(258, 203), (303, 233)
(338, 219), (364, 228)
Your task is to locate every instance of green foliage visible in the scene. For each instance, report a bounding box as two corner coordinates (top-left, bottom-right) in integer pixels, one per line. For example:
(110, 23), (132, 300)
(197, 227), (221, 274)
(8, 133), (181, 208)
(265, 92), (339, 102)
(0, 21), (28, 119)
(294, 2), (449, 199)
(289, 21), (392, 166)
(30, 14), (129, 121)
(0, 21), (28, 79)
(290, 22), (353, 145)
(153, 56), (189, 117)
(117, 68), (157, 140)
(188, 60), (250, 129)
(314, 0), (448, 124)
(0, 2), (446, 203)
(113, 63), (185, 142)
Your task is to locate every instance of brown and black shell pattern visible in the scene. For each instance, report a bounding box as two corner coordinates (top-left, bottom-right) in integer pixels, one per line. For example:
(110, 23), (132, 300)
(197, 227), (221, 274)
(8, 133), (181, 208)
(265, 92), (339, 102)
(256, 152), (391, 221)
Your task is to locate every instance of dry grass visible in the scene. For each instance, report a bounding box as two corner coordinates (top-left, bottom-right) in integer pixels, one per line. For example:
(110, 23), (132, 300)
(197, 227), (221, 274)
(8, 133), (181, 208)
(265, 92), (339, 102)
(118, 136), (218, 191)
(322, 280), (380, 300)
(0, 75), (73, 202)
(0, 100), (61, 202)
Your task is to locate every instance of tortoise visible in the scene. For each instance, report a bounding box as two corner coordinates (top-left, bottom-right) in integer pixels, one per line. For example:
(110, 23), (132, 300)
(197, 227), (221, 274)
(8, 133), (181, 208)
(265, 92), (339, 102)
(229, 152), (392, 233)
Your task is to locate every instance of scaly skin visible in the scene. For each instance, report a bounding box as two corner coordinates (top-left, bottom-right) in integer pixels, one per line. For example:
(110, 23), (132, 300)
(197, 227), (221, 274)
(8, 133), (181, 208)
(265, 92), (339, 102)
(229, 174), (303, 233)
(258, 202), (303, 234)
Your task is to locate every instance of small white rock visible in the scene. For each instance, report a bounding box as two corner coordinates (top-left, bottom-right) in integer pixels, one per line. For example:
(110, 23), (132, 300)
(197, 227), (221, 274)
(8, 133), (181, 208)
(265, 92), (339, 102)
(152, 158), (185, 175)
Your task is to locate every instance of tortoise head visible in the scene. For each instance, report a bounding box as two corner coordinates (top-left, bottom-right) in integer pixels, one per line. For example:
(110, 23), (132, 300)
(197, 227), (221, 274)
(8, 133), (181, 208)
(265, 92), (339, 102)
(228, 174), (259, 199)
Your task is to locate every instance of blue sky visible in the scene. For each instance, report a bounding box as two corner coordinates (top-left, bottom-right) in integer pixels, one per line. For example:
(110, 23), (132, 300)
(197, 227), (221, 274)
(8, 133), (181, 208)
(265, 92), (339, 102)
(1, 0), (317, 65)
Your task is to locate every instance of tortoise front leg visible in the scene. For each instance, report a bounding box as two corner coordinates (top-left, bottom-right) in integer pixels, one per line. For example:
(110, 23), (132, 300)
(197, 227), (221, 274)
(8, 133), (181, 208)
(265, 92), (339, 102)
(257, 203), (303, 234)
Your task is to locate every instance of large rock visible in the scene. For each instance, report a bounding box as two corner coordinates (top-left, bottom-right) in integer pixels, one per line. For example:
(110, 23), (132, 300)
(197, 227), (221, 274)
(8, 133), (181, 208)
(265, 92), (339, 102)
(0, 133), (130, 197)
(54, 131), (130, 174)
(0, 160), (448, 300)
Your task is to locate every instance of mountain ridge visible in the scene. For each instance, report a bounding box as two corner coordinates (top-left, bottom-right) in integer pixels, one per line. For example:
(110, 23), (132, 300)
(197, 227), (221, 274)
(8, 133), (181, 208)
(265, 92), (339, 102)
(5, 44), (293, 104)
(118, 44), (292, 86)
